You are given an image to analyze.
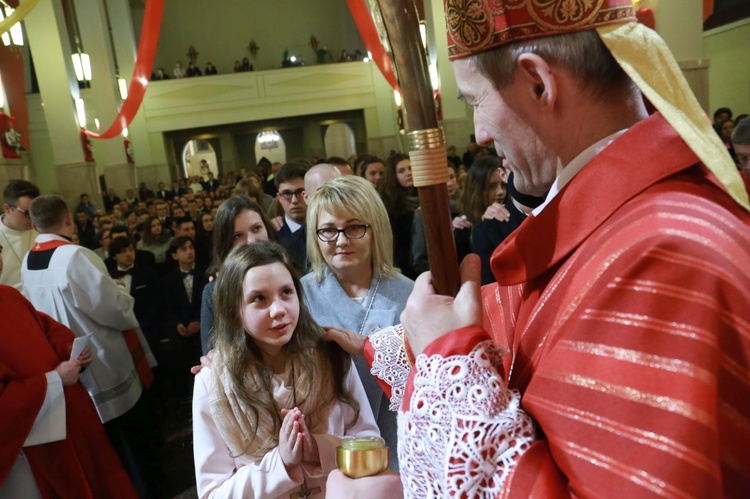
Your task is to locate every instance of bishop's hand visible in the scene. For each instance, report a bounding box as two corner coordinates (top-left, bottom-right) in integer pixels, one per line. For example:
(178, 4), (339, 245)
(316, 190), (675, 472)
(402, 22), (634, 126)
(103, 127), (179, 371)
(401, 254), (483, 357)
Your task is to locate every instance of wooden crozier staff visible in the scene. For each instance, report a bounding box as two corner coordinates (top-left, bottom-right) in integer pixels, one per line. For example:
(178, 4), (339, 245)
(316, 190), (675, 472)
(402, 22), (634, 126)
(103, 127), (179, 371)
(372, 0), (460, 296)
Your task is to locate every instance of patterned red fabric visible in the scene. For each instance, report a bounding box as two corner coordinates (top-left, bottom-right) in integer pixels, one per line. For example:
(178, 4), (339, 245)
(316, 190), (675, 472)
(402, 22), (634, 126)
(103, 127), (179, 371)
(410, 112), (750, 496)
(0, 286), (137, 498)
(444, 0), (636, 59)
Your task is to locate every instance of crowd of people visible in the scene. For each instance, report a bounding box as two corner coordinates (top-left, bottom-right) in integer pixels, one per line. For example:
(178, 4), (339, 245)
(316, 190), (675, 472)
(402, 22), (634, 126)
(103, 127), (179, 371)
(3, 102), (750, 494)
(0, 145), (524, 497)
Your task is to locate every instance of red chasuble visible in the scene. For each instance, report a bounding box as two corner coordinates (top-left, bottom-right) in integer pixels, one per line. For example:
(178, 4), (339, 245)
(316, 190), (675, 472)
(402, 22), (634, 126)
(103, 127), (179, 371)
(0, 285), (137, 498)
(403, 113), (750, 497)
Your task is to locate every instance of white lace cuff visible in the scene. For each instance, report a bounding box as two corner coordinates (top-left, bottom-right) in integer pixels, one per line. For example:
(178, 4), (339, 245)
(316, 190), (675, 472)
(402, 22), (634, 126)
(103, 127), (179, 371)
(398, 340), (535, 498)
(369, 324), (411, 411)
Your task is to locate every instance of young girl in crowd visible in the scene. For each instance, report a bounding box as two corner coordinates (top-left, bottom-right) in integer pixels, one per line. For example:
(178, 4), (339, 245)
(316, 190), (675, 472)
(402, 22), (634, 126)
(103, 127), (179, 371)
(200, 196), (278, 354)
(379, 153), (419, 278)
(192, 241), (378, 497)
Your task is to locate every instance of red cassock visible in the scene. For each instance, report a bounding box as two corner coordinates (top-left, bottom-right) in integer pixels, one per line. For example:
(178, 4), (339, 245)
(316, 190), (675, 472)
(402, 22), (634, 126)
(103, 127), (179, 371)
(366, 113), (750, 497)
(0, 286), (137, 499)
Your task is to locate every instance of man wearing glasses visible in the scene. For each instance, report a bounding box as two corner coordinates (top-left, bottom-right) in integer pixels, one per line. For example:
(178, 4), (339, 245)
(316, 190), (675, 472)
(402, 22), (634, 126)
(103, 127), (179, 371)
(275, 162), (309, 273)
(733, 118), (750, 196)
(0, 179), (39, 290)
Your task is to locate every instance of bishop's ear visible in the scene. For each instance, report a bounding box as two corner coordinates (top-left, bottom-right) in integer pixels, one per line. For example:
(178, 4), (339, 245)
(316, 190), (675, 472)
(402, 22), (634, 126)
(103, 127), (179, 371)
(515, 53), (557, 111)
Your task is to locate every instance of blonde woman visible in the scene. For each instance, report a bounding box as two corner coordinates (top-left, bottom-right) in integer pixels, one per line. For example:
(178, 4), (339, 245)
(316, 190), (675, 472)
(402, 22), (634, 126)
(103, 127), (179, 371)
(302, 175), (413, 470)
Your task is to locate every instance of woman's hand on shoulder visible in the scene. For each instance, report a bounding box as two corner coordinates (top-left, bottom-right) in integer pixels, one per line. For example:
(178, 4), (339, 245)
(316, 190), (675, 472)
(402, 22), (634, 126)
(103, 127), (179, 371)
(190, 349), (214, 374)
(482, 202), (510, 222)
(323, 327), (365, 357)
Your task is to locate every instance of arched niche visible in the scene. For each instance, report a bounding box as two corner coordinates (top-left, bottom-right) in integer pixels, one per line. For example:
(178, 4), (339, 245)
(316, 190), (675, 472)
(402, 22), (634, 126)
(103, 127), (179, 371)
(254, 131), (286, 165)
(182, 140), (219, 178)
(323, 122), (356, 159)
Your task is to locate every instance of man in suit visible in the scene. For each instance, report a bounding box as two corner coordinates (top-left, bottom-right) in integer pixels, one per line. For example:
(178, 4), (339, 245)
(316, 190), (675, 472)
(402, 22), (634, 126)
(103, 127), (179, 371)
(102, 187), (120, 214)
(275, 162), (308, 273)
(202, 172), (219, 193)
(138, 183), (155, 202)
(104, 224), (156, 273)
(155, 182), (171, 201)
(161, 236), (207, 400)
(107, 236), (162, 357)
(93, 227), (111, 261)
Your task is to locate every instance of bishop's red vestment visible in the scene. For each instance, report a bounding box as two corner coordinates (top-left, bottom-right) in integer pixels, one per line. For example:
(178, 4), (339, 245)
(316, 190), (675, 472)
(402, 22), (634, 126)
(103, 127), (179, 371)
(0, 285), (137, 498)
(365, 113), (750, 497)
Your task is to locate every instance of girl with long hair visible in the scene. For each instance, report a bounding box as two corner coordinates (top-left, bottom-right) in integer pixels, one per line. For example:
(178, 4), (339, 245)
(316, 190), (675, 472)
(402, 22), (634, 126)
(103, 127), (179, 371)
(379, 153), (419, 278)
(200, 196), (278, 354)
(136, 216), (171, 263)
(193, 241), (378, 497)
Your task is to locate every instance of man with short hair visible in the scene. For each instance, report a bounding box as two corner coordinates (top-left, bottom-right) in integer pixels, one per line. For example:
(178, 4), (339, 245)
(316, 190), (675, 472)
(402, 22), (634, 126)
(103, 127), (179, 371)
(105, 223), (157, 274)
(172, 216), (196, 239)
(304, 163), (341, 197)
(155, 181), (170, 200)
(203, 171), (219, 192)
(108, 236), (161, 355)
(732, 117), (750, 194)
(161, 236), (207, 399)
(276, 162), (309, 272)
(93, 227), (112, 260)
(138, 182), (154, 201)
(341, 1), (750, 496)
(0, 179), (39, 290)
(102, 187), (120, 213)
(76, 193), (96, 220)
(21, 195), (160, 497)
(124, 189), (138, 205)
(74, 208), (97, 249)
(326, 156), (354, 176)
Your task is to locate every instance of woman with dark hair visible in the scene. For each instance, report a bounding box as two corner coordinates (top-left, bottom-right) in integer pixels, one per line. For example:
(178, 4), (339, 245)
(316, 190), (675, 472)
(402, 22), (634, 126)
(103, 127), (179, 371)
(379, 153), (419, 278)
(136, 217), (170, 263)
(200, 196), (278, 354)
(459, 155), (507, 225)
(356, 155), (386, 190)
(195, 212), (215, 265)
(192, 241), (378, 497)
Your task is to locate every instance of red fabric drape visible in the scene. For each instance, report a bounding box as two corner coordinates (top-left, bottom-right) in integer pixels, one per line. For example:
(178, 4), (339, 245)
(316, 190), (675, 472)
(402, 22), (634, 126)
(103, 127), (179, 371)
(703, 0), (715, 21)
(346, 0), (400, 92)
(85, 0), (164, 139)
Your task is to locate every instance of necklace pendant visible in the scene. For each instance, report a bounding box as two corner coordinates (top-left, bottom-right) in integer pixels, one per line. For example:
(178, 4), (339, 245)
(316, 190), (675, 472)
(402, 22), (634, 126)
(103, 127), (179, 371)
(290, 484), (321, 498)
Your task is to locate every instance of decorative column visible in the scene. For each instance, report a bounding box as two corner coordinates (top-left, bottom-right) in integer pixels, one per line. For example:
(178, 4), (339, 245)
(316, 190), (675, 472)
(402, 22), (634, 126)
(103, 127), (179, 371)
(74, 0), (131, 200)
(24, 0), (97, 208)
(105, 0), (167, 187)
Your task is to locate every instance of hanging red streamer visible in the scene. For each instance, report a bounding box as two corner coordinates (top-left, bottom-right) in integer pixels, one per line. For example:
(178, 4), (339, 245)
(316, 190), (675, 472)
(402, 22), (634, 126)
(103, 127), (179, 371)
(346, 0), (399, 93)
(85, 0), (164, 139)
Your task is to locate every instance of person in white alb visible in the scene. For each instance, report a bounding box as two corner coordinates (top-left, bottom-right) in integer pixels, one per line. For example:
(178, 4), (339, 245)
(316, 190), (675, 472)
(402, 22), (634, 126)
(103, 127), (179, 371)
(21, 194), (162, 498)
(0, 179), (39, 291)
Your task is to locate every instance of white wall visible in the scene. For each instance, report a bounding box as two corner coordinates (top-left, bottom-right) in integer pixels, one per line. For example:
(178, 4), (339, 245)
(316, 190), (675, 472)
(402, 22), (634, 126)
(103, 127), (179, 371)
(153, 0), (365, 73)
(704, 19), (750, 116)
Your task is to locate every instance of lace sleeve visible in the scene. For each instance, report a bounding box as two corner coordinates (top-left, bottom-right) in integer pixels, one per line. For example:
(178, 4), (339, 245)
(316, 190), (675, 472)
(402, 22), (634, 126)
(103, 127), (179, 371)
(367, 324), (412, 411)
(398, 340), (536, 498)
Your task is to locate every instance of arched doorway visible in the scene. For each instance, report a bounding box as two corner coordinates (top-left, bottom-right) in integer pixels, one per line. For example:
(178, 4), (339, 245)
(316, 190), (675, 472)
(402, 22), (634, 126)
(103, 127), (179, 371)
(182, 140), (219, 179)
(254, 131), (286, 165)
(324, 123), (356, 159)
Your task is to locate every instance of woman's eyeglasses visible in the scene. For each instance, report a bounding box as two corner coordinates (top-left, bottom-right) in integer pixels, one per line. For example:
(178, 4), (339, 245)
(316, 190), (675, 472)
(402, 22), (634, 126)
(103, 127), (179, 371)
(315, 224), (370, 242)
